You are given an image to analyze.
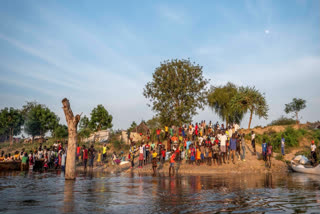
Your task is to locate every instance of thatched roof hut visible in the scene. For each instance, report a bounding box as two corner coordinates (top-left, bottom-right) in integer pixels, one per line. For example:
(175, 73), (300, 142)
(136, 122), (150, 135)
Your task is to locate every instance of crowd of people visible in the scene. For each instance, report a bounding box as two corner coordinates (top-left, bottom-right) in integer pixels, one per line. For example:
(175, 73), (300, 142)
(0, 142), (68, 171)
(128, 121), (280, 174)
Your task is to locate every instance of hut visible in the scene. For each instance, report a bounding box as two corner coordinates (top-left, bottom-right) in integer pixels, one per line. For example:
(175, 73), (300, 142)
(136, 122), (150, 136)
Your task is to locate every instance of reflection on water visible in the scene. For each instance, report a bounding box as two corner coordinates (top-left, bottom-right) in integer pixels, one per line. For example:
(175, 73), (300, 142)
(0, 171), (320, 213)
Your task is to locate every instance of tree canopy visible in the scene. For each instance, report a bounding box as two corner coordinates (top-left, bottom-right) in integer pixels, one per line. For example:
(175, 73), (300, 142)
(23, 102), (59, 141)
(89, 104), (113, 131)
(207, 82), (244, 126)
(231, 86), (268, 129)
(79, 115), (90, 130)
(53, 124), (68, 139)
(0, 107), (24, 144)
(284, 98), (306, 124)
(143, 59), (209, 126)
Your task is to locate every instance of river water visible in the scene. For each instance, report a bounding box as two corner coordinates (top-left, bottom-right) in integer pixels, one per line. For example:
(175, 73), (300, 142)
(0, 171), (320, 213)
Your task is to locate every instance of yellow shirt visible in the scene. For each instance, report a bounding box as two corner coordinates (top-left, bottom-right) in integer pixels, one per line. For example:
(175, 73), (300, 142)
(165, 126), (168, 132)
(14, 154), (19, 160)
(152, 152), (158, 158)
(0, 157), (4, 162)
(103, 146), (107, 154)
(97, 153), (101, 162)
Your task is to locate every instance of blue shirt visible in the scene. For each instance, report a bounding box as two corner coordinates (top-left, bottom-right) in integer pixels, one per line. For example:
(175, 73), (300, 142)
(262, 143), (267, 153)
(230, 138), (237, 150)
(186, 141), (192, 150)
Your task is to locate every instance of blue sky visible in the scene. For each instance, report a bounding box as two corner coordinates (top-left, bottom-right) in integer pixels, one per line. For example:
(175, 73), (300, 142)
(0, 0), (319, 130)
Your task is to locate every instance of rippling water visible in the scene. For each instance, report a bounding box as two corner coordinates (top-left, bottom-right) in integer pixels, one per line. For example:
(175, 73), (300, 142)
(0, 170), (320, 213)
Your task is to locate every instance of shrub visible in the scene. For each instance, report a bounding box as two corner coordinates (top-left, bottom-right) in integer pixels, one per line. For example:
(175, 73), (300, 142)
(268, 116), (296, 126)
(275, 154), (284, 161)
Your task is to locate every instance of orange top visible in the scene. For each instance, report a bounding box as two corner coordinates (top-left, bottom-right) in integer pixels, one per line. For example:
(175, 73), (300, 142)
(170, 154), (176, 163)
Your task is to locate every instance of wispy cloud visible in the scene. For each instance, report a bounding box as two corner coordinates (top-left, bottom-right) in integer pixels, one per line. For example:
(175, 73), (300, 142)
(157, 5), (187, 24)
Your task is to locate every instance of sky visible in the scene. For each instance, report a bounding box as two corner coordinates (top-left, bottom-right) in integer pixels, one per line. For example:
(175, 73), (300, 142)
(0, 0), (319, 131)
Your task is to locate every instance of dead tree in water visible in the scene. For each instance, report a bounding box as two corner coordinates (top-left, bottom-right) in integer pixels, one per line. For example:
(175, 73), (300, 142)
(62, 98), (81, 180)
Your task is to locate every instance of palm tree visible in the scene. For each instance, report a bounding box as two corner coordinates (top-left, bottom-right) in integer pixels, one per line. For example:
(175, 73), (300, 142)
(231, 86), (268, 129)
(207, 82), (244, 126)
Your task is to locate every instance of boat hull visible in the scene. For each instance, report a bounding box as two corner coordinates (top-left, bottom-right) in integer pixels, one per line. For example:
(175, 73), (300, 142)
(291, 163), (320, 175)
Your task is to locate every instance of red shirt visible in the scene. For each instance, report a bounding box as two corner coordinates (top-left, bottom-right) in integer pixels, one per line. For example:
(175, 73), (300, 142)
(161, 150), (166, 157)
(77, 146), (81, 155)
(83, 149), (88, 160)
(156, 129), (161, 135)
(170, 154), (176, 163)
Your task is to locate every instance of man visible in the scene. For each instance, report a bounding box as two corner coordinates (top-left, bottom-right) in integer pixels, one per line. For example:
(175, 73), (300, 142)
(76, 144), (81, 162)
(61, 150), (67, 171)
(281, 135), (285, 156)
(251, 131), (256, 153)
(88, 145), (96, 167)
(234, 123), (240, 132)
(145, 142), (151, 164)
(219, 131), (228, 164)
(82, 145), (88, 170)
(230, 134), (237, 164)
(241, 134), (246, 161)
(311, 140), (317, 166)
(156, 128), (161, 142)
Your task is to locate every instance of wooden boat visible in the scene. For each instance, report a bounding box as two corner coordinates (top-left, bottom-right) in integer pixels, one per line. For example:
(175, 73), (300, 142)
(0, 161), (21, 171)
(291, 160), (320, 175)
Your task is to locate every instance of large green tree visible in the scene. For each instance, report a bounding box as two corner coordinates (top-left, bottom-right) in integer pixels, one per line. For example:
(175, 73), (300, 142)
(231, 86), (268, 129)
(78, 115), (90, 130)
(53, 124), (68, 139)
(143, 59), (209, 126)
(0, 107), (24, 145)
(23, 102), (59, 142)
(284, 98), (306, 124)
(89, 105), (113, 131)
(207, 82), (244, 126)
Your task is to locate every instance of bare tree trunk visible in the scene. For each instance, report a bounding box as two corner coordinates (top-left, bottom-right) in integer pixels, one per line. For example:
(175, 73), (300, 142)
(248, 110), (253, 129)
(295, 112), (299, 124)
(9, 128), (13, 146)
(62, 98), (81, 180)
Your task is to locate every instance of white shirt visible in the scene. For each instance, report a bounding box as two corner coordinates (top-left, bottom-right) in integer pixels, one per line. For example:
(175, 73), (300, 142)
(234, 124), (240, 132)
(228, 129), (233, 138)
(219, 135), (227, 146)
(311, 144), (316, 152)
(281, 138), (285, 147)
(139, 146), (144, 154)
(251, 134), (255, 140)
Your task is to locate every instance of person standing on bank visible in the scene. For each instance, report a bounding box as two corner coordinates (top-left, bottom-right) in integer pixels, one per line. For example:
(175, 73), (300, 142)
(281, 135), (285, 156)
(251, 131), (256, 154)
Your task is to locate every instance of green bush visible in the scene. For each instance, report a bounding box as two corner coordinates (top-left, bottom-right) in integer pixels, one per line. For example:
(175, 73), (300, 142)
(268, 116), (296, 126)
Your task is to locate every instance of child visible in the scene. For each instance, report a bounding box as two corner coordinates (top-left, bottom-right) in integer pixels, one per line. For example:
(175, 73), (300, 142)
(97, 150), (102, 166)
(190, 145), (196, 165)
(161, 148), (166, 163)
(169, 152), (176, 176)
(152, 150), (158, 175)
(196, 146), (201, 166)
(262, 140), (267, 164)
